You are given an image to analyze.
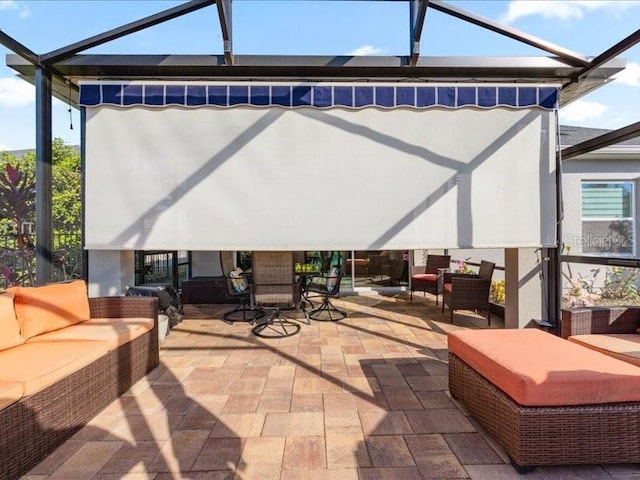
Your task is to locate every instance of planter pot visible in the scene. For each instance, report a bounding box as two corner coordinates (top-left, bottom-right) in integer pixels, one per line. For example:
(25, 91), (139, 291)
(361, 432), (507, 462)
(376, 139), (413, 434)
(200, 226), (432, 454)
(158, 314), (169, 344)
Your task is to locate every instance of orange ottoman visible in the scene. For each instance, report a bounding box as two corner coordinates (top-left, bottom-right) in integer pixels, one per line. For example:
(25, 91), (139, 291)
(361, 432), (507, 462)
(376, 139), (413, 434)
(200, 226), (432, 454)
(448, 329), (640, 471)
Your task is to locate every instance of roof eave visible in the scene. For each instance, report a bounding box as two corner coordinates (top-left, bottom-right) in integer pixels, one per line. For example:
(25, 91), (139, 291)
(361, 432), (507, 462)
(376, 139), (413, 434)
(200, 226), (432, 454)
(6, 53), (626, 108)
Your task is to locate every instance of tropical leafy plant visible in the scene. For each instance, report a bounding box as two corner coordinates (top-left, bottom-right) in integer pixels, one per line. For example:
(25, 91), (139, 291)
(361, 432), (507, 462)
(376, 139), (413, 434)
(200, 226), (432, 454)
(0, 161), (36, 288)
(0, 140), (82, 289)
(0, 162), (35, 248)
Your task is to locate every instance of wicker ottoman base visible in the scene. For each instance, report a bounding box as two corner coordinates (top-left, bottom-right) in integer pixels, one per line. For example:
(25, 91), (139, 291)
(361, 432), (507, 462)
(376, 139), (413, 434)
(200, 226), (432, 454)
(449, 353), (640, 470)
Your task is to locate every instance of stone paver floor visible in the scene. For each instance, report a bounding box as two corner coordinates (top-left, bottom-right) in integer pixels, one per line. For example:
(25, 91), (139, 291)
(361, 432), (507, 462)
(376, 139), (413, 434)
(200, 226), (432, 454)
(21, 293), (640, 479)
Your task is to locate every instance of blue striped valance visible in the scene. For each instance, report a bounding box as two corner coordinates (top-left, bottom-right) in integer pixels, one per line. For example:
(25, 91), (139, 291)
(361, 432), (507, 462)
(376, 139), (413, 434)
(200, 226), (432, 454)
(79, 83), (558, 110)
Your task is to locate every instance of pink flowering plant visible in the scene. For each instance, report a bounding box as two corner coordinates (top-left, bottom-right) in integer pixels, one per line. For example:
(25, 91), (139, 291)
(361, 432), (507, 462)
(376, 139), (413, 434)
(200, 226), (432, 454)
(454, 257), (474, 274)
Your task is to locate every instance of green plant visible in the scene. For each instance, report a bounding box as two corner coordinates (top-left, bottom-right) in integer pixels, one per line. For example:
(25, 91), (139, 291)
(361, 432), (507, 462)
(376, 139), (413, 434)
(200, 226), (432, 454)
(490, 280), (505, 305)
(0, 162), (36, 288)
(0, 141), (82, 288)
(0, 162), (35, 248)
(601, 266), (639, 302)
(561, 245), (600, 307)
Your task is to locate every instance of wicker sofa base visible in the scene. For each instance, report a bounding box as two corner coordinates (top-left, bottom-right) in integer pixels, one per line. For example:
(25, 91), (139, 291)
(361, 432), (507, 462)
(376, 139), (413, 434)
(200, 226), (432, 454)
(449, 353), (640, 470)
(0, 297), (159, 480)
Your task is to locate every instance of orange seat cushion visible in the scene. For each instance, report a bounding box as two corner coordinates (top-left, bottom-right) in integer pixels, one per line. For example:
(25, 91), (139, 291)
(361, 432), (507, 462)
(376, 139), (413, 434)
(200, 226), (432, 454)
(27, 316), (154, 351)
(443, 283), (452, 293)
(0, 340), (107, 395)
(412, 273), (437, 282)
(0, 380), (23, 410)
(569, 334), (640, 367)
(0, 291), (24, 351)
(9, 280), (91, 340)
(448, 329), (640, 406)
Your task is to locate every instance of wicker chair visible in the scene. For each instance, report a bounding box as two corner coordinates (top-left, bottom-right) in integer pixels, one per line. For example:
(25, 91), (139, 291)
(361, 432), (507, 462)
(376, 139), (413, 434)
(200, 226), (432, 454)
(305, 252), (347, 322)
(410, 254), (451, 304)
(251, 251), (306, 338)
(220, 251), (264, 324)
(442, 260), (495, 324)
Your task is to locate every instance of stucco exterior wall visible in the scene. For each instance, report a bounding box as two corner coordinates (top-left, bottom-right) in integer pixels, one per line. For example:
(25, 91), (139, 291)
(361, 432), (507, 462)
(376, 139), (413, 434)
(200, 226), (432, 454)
(561, 156), (640, 305)
(561, 157), (639, 257)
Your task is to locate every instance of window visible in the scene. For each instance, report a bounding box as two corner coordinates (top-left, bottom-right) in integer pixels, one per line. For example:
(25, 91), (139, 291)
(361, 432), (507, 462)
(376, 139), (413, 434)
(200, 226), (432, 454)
(581, 181), (635, 256)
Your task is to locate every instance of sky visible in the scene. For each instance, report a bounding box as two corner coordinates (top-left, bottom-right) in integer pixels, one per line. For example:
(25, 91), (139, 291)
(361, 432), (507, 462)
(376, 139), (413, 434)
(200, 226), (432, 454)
(0, 0), (638, 151)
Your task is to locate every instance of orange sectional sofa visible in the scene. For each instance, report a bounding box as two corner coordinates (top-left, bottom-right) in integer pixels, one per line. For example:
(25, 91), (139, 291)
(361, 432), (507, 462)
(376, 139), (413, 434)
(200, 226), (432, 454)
(448, 328), (640, 472)
(0, 280), (159, 480)
(562, 306), (640, 367)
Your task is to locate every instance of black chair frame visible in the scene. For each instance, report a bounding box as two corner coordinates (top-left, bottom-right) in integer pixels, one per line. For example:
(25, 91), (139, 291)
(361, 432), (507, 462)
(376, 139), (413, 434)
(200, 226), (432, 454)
(305, 252), (347, 322)
(220, 251), (264, 324)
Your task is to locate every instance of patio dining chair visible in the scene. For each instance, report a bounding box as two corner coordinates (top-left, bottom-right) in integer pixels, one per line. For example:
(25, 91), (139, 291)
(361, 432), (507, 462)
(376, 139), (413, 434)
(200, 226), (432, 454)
(251, 251), (307, 338)
(220, 251), (264, 324)
(410, 254), (451, 305)
(305, 251), (347, 322)
(442, 260), (495, 325)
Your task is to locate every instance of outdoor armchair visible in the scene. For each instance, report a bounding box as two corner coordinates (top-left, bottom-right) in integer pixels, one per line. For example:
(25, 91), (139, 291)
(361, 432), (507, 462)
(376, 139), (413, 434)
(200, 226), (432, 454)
(410, 254), (451, 304)
(442, 260), (495, 324)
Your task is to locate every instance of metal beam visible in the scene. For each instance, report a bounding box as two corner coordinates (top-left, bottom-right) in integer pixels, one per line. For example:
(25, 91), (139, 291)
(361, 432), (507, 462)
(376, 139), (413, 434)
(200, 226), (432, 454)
(561, 121), (640, 160)
(428, 0), (590, 68)
(1, 29), (81, 109)
(562, 255), (640, 268)
(35, 67), (53, 285)
(577, 29), (640, 81)
(7, 52), (625, 107)
(409, 0), (429, 67)
(216, 0), (233, 66)
(548, 111), (564, 332)
(9, 53), (613, 77)
(80, 107), (88, 283)
(0, 29), (41, 67)
(40, 0), (216, 65)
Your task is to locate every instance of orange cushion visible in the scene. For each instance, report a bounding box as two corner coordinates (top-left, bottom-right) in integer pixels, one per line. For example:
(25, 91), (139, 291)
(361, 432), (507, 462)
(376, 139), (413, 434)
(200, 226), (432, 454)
(448, 329), (640, 406)
(9, 280), (90, 340)
(27, 316), (153, 351)
(412, 273), (437, 282)
(0, 340), (107, 395)
(443, 283), (452, 293)
(0, 380), (23, 410)
(569, 334), (640, 366)
(0, 291), (24, 351)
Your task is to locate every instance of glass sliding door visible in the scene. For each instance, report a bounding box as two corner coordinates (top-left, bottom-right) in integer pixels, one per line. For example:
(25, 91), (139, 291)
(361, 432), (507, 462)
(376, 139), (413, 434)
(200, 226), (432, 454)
(345, 250), (408, 290)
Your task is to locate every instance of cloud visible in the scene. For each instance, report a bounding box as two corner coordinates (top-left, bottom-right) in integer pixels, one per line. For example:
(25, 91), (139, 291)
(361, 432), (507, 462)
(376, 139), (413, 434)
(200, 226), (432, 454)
(0, 144), (8, 152)
(0, 77), (34, 108)
(18, 3), (29, 18)
(559, 100), (608, 124)
(0, 0), (30, 18)
(500, 1), (640, 23)
(0, 0), (17, 11)
(346, 45), (384, 56)
(614, 62), (640, 87)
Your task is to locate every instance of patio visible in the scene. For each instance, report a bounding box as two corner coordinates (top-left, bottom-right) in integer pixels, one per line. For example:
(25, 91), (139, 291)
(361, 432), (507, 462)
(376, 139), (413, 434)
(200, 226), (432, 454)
(20, 294), (640, 480)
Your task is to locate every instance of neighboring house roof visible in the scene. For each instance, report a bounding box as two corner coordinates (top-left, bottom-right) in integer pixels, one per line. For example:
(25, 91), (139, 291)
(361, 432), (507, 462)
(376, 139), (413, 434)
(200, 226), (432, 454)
(2, 146), (80, 158)
(560, 125), (640, 148)
(3, 148), (33, 158)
